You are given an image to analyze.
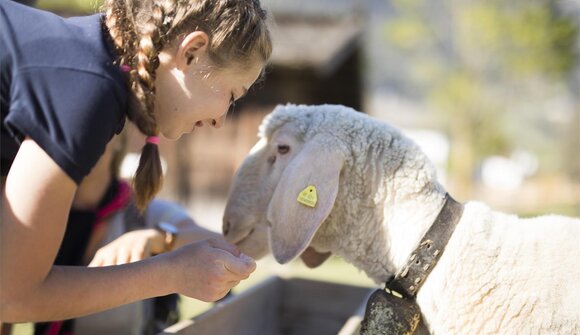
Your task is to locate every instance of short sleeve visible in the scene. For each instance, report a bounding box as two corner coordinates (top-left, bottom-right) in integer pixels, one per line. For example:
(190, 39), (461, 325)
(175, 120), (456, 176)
(5, 67), (126, 184)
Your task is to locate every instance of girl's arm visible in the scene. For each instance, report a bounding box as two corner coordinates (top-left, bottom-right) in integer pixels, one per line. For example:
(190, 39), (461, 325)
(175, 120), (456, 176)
(0, 139), (255, 322)
(0, 139), (170, 321)
(144, 198), (224, 248)
(88, 198), (224, 266)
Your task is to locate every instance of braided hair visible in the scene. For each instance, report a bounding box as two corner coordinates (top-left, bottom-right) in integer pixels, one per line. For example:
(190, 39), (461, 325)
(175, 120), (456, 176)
(103, 0), (272, 210)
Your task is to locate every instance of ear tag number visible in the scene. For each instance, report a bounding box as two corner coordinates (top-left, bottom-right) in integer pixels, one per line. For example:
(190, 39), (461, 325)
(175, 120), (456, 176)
(297, 185), (318, 208)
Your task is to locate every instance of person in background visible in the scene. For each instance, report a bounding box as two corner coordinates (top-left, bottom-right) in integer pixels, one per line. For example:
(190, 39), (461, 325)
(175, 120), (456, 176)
(1, 0), (272, 325)
(32, 131), (224, 335)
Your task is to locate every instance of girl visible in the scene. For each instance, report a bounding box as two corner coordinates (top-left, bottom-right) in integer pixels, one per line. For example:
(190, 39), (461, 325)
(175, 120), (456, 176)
(0, 0), (272, 322)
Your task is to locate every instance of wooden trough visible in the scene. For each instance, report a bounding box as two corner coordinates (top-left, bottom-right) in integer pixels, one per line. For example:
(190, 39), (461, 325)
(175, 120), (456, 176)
(159, 276), (373, 335)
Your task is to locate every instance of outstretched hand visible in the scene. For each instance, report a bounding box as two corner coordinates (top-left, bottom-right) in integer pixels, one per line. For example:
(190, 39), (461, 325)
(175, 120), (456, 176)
(88, 229), (162, 267)
(88, 231), (256, 302)
(165, 238), (256, 302)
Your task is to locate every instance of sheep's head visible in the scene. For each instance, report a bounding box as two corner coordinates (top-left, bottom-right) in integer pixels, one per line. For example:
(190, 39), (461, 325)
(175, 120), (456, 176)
(224, 104), (443, 282)
(223, 104), (349, 267)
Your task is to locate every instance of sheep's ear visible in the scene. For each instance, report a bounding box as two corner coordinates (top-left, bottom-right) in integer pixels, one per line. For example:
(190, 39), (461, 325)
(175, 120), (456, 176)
(267, 135), (343, 264)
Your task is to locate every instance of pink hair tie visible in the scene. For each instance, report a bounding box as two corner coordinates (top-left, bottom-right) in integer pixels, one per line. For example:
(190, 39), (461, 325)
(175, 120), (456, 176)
(120, 64), (131, 73)
(146, 136), (160, 145)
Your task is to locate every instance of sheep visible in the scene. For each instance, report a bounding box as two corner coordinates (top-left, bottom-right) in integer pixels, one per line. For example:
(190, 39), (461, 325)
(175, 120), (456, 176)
(222, 104), (580, 335)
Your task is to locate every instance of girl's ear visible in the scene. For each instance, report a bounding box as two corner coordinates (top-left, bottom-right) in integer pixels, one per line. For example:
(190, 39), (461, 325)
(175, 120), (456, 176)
(266, 135), (343, 264)
(176, 31), (209, 70)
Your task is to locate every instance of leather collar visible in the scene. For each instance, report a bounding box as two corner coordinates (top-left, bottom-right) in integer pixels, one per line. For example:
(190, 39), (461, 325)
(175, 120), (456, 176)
(385, 193), (464, 299)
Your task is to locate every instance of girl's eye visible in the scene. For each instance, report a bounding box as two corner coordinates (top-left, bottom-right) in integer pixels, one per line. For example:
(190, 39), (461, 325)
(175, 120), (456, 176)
(228, 94), (236, 113)
(277, 145), (290, 154)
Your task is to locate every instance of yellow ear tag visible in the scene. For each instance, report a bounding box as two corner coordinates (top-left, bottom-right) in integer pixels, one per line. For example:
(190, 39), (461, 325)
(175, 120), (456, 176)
(297, 185), (318, 208)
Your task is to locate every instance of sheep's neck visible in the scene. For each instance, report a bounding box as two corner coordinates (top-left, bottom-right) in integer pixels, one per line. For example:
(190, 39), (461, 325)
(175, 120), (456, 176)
(382, 191), (447, 279)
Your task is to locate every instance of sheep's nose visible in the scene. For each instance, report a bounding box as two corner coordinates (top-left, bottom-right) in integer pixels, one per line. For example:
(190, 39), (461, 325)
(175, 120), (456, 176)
(223, 219), (231, 236)
(211, 114), (226, 129)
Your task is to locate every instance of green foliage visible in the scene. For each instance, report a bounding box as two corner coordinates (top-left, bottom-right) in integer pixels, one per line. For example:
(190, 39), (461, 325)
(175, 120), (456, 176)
(37, 0), (102, 14)
(461, 0), (577, 80)
(384, 0), (578, 186)
(385, 16), (433, 51)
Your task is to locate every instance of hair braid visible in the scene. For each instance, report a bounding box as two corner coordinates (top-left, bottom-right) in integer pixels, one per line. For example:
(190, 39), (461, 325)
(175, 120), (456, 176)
(128, 0), (177, 129)
(103, 0), (138, 65)
(130, 0), (179, 211)
(104, 0), (178, 211)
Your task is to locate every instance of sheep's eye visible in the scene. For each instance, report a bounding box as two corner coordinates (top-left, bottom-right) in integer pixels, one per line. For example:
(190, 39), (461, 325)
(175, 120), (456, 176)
(277, 144), (290, 155)
(268, 155), (276, 164)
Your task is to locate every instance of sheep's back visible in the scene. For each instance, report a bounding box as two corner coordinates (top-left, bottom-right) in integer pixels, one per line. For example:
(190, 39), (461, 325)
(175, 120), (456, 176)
(418, 201), (580, 334)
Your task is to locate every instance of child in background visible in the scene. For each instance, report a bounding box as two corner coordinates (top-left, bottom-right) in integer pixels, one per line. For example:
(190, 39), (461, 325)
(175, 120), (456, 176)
(33, 132), (224, 335)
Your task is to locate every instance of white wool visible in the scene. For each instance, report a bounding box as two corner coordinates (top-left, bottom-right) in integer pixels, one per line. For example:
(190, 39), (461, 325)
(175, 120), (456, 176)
(224, 104), (580, 334)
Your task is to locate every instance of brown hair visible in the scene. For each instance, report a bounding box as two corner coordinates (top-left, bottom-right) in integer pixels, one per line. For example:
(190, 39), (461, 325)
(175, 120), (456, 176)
(103, 0), (272, 211)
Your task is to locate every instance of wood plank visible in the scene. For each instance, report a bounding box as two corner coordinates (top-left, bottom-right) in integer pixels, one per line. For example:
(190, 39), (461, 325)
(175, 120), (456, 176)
(337, 292), (371, 335)
(281, 278), (371, 318)
(160, 276), (283, 335)
(279, 278), (373, 335)
(159, 276), (373, 335)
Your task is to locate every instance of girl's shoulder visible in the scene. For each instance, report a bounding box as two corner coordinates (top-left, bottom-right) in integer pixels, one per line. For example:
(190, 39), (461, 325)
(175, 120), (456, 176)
(2, 1), (123, 87)
(1, 3), (129, 184)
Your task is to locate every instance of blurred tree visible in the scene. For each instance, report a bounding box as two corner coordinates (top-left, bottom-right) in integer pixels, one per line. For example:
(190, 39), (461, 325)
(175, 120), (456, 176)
(37, 0), (101, 14)
(563, 105), (580, 182)
(384, 0), (578, 196)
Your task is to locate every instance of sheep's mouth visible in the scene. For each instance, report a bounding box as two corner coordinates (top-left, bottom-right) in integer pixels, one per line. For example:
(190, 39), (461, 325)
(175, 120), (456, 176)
(232, 228), (255, 245)
(300, 247), (332, 268)
(231, 227), (270, 260)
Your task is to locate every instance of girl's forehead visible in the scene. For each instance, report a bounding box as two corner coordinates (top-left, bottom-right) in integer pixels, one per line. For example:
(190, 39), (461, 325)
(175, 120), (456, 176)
(228, 62), (265, 87)
(221, 57), (265, 74)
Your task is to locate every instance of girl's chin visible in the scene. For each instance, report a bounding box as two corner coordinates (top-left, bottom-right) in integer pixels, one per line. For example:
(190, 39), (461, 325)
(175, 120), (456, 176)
(160, 122), (197, 140)
(161, 129), (183, 141)
(186, 124), (197, 135)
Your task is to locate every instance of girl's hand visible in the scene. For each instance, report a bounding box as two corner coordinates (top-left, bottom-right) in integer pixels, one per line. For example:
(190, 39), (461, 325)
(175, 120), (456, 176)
(88, 229), (163, 267)
(165, 238), (256, 302)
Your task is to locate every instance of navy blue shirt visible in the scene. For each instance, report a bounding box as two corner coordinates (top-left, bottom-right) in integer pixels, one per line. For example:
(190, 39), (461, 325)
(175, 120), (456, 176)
(1, 0), (128, 183)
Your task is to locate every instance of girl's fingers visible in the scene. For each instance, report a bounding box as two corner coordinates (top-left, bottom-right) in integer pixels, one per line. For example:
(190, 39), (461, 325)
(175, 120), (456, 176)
(130, 247), (146, 263)
(101, 258), (114, 267)
(116, 248), (131, 265)
(207, 238), (240, 257)
(221, 252), (256, 277)
(216, 288), (232, 301)
(226, 280), (240, 288)
(88, 256), (102, 267)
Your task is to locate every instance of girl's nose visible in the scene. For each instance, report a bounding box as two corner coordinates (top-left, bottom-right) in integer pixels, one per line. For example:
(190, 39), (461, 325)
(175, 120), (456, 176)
(211, 114), (227, 129)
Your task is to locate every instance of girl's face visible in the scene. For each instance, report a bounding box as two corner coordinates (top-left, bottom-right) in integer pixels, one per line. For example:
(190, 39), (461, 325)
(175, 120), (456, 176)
(154, 32), (264, 140)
